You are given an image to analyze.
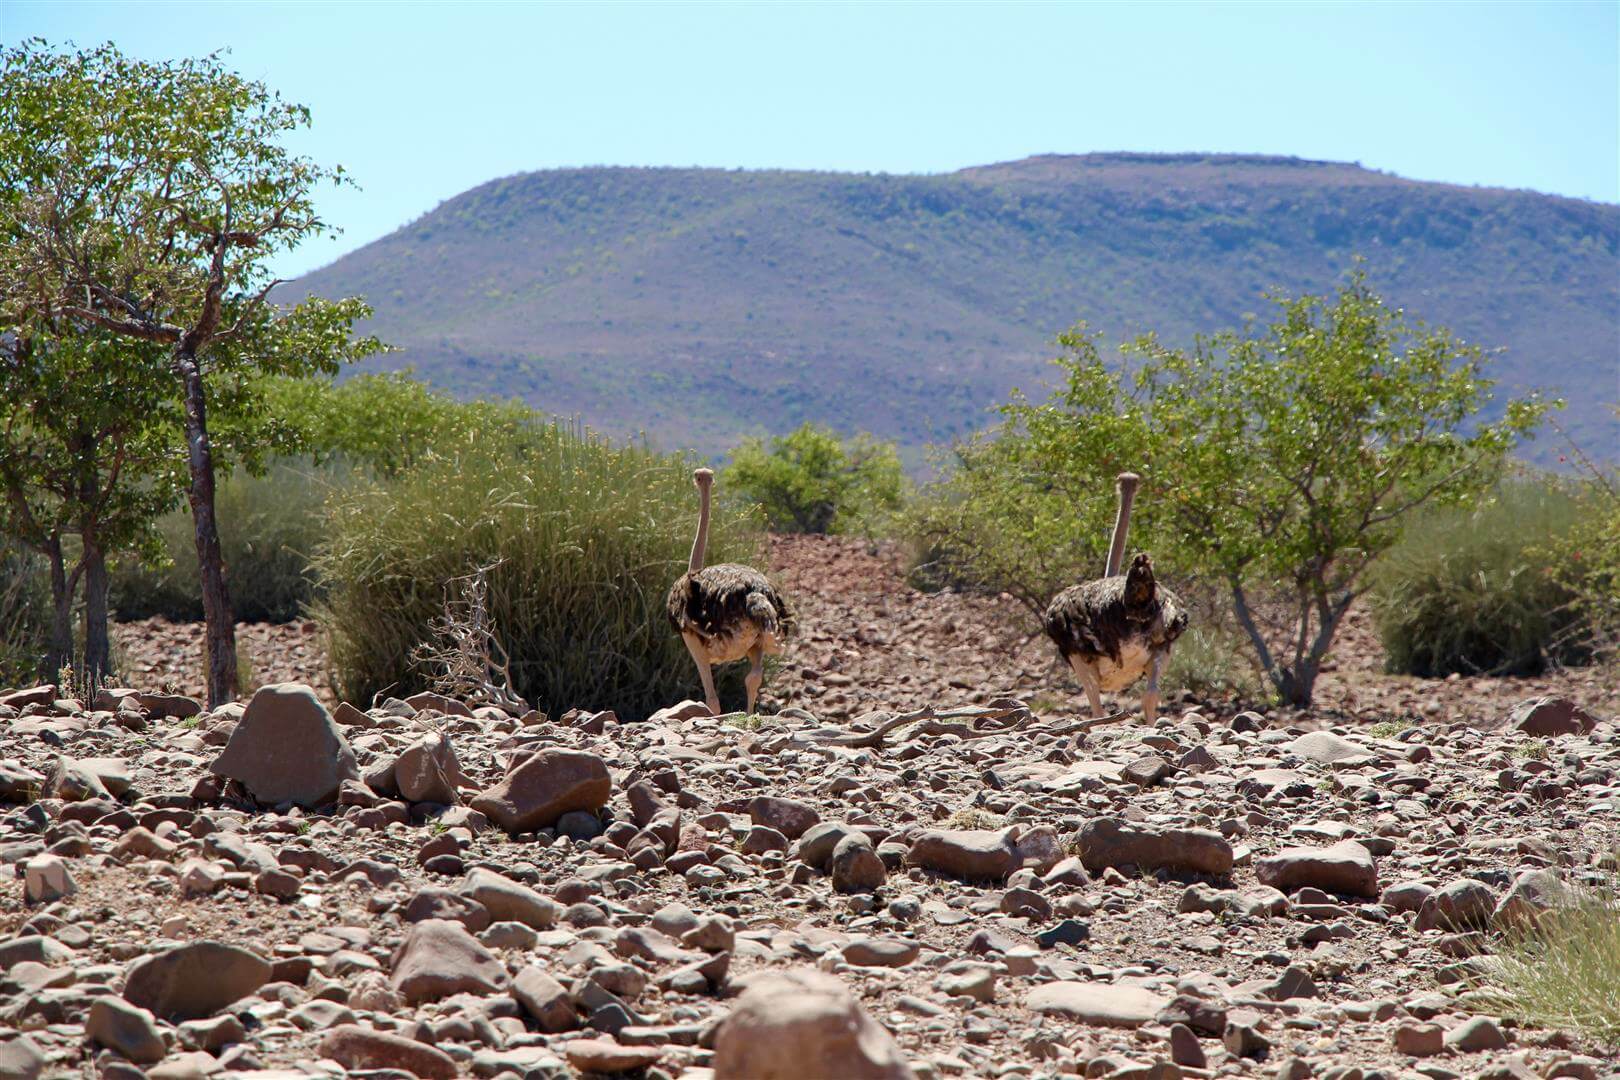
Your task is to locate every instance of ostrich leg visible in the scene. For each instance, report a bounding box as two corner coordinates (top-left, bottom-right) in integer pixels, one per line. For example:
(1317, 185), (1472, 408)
(683, 631), (721, 715)
(744, 642), (765, 715)
(1142, 651), (1166, 724)
(1068, 656), (1107, 720)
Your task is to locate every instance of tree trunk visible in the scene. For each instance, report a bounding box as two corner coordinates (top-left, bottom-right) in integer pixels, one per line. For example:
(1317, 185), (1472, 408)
(45, 536), (73, 677)
(82, 541), (110, 686)
(176, 348), (237, 707)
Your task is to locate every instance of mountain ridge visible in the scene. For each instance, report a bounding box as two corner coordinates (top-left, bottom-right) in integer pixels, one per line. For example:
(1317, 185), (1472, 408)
(294, 153), (1619, 464)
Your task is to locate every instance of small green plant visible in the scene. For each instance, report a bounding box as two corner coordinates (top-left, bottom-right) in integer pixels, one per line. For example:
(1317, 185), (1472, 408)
(945, 807), (1006, 830)
(295, 821), (313, 836)
(1161, 622), (1262, 699)
(1512, 739), (1551, 762)
(723, 423), (906, 535)
(1366, 721), (1410, 739)
(722, 713), (768, 731)
(1477, 882), (1620, 1045)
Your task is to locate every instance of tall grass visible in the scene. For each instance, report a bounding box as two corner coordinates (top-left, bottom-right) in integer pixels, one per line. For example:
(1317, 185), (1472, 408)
(1371, 479), (1589, 677)
(310, 423), (763, 718)
(109, 462), (345, 623)
(1480, 883), (1620, 1046)
(0, 540), (50, 688)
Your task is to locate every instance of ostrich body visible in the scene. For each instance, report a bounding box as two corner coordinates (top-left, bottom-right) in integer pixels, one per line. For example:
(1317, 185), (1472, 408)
(1043, 472), (1188, 723)
(666, 468), (794, 715)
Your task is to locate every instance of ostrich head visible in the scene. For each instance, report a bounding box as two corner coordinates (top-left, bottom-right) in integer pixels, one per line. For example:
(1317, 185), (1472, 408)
(693, 467), (714, 490)
(1123, 551), (1157, 607)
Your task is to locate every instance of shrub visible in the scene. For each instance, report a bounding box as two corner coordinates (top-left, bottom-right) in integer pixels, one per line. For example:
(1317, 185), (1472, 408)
(1371, 479), (1589, 676)
(1480, 882), (1620, 1045)
(109, 461), (343, 623)
(312, 423), (764, 718)
(723, 423), (905, 535)
(0, 539), (49, 687)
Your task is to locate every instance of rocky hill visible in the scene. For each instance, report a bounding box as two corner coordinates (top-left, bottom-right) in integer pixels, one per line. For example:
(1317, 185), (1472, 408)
(294, 153), (1620, 463)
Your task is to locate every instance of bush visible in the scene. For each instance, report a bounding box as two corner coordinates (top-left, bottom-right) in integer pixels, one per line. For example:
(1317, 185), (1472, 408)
(1480, 882), (1620, 1045)
(312, 423), (764, 718)
(1371, 479), (1589, 676)
(723, 423), (905, 535)
(109, 461), (343, 623)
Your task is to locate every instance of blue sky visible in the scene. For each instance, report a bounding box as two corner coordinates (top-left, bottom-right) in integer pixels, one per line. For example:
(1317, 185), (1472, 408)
(7, 1), (1616, 279)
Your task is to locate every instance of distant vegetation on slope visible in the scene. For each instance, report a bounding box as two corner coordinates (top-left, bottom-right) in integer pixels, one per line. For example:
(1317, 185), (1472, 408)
(294, 153), (1619, 466)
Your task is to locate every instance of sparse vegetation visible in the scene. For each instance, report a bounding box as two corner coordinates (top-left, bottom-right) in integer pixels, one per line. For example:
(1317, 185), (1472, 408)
(1480, 883), (1620, 1046)
(312, 422), (763, 718)
(1371, 478), (1590, 676)
(723, 423), (906, 535)
(945, 807), (1006, 830)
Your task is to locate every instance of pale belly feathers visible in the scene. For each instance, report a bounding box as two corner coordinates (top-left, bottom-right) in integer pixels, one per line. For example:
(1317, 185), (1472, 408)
(693, 623), (782, 665)
(1095, 641), (1154, 692)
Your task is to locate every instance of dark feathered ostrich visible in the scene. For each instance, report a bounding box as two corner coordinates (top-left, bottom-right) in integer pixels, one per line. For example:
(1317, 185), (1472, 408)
(666, 468), (795, 715)
(1043, 472), (1188, 723)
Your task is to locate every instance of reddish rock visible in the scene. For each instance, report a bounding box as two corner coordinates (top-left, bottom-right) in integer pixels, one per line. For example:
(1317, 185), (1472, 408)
(469, 749), (610, 833)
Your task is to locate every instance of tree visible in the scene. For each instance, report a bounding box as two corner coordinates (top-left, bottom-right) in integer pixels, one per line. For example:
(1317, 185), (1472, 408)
(0, 41), (381, 704)
(0, 327), (178, 680)
(921, 271), (1550, 706)
(723, 423), (906, 534)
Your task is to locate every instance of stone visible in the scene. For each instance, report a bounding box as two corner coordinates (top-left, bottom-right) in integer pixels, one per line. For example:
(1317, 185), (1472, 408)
(830, 832), (887, 893)
(394, 732), (469, 805)
(208, 684), (358, 807)
(1027, 981), (1169, 1028)
(1255, 840), (1378, 898)
(904, 828), (1021, 881)
(713, 968), (913, 1079)
(1394, 1021), (1444, 1056)
(461, 867), (561, 929)
(1168, 1023), (1206, 1068)
(1417, 877), (1499, 931)
(23, 853), (75, 903)
(1075, 818), (1234, 876)
(798, 822), (858, 869)
(1034, 919), (1090, 949)
(1509, 696), (1597, 736)
(405, 888), (492, 932)
(741, 824), (790, 854)
(1286, 731), (1377, 766)
(843, 937), (920, 968)
(123, 941), (272, 1021)
(513, 966), (578, 1032)
(389, 918), (509, 1004)
(0, 1036), (44, 1080)
(563, 1039), (665, 1074)
(748, 796), (821, 840)
(1380, 880), (1434, 913)
(469, 749), (610, 833)
(86, 997), (168, 1064)
(1493, 868), (1565, 929)
(42, 758), (110, 802)
(318, 1025), (457, 1080)
(1445, 1016), (1509, 1052)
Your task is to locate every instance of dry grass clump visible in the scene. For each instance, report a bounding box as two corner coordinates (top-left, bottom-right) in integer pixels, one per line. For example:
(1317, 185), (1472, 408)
(312, 422), (762, 718)
(1478, 882), (1620, 1046)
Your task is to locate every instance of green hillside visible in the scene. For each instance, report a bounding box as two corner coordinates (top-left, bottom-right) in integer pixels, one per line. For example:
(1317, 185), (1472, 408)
(294, 153), (1619, 463)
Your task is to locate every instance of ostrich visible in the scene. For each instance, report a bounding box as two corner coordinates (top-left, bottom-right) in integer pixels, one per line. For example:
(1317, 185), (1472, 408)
(666, 468), (795, 715)
(1043, 472), (1188, 723)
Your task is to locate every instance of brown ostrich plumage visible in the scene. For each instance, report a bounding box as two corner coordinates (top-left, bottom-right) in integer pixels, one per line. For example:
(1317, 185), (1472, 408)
(1044, 552), (1188, 690)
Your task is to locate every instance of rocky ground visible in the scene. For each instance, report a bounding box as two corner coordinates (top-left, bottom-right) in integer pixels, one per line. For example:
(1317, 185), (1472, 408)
(0, 535), (1611, 1080)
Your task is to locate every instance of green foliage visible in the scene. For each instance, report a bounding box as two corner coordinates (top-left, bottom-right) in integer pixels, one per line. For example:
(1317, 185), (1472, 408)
(1160, 622), (1262, 699)
(262, 372), (538, 478)
(312, 423), (764, 718)
(722, 423), (905, 534)
(1371, 478), (1590, 676)
(912, 270), (1549, 705)
(1480, 883), (1620, 1045)
(109, 462), (343, 623)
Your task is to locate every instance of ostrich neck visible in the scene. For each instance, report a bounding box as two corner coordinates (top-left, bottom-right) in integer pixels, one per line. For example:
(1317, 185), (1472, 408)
(690, 487), (711, 572)
(1106, 488), (1136, 577)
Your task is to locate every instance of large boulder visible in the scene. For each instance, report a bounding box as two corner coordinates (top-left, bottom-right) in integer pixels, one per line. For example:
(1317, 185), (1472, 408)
(1509, 696), (1597, 736)
(713, 968), (913, 1079)
(905, 828), (1022, 881)
(319, 1025), (457, 1079)
(394, 732), (469, 805)
(86, 997), (167, 1063)
(208, 684), (358, 807)
(1255, 840), (1378, 898)
(1026, 980), (1170, 1028)
(122, 941), (272, 1021)
(460, 868), (561, 929)
(469, 749), (610, 834)
(1074, 818), (1233, 877)
(389, 919), (510, 1004)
